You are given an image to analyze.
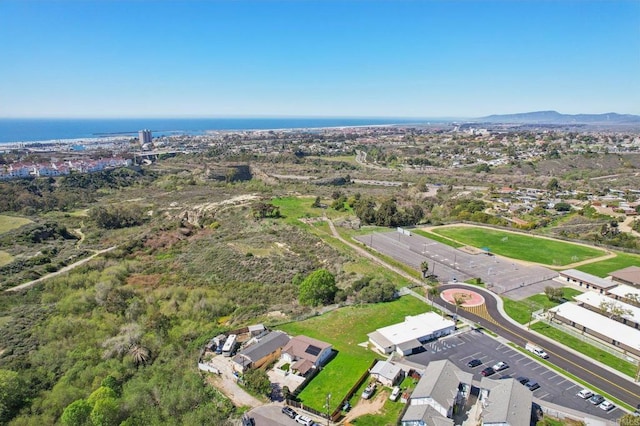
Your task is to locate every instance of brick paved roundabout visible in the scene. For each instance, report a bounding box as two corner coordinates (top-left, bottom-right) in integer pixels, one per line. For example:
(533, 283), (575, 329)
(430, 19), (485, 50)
(440, 288), (485, 307)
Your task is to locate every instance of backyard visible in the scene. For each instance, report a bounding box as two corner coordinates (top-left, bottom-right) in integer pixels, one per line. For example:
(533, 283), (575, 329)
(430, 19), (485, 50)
(277, 296), (429, 412)
(429, 225), (607, 266)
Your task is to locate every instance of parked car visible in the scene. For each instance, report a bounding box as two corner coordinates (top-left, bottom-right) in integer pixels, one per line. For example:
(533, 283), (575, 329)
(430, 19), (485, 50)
(361, 383), (376, 399)
(481, 367), (495, 377)
(467, 359), (482, 368)
(389, 386), (401, 401)
(589, 394), (605, 405)
(516, 376), (529, 385)
(282, 406), (298, 419)
(295, 414), (313, 425)
(492, 361), (508, 371)
(525, 380), (540, 391)
(241, 416), (255, 426)
(599, 401), (615, 411)
(577, 389), (593, 399)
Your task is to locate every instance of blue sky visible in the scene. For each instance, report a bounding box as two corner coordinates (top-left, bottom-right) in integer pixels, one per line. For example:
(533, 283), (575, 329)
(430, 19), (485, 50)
(0, 0), (638, 118)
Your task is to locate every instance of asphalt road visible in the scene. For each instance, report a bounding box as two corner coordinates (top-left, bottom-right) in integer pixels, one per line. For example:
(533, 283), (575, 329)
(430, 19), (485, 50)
(435, 284), (640, 409)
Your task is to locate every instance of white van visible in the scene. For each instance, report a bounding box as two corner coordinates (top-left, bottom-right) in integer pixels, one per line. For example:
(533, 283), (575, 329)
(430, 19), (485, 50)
(525, 342), (549, 359)
(389, 386), (401, 401)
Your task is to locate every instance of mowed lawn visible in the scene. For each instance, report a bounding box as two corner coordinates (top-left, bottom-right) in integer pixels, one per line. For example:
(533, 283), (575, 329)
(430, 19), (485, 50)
(277, 296), (430, 412)
(431, 226), (606, 266)
(0, 214), (32, 234)
(576, 251), (640, 277)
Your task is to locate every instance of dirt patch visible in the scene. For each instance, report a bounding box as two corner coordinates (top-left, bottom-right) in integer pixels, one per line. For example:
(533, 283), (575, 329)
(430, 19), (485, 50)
(342, 389), (388, 424)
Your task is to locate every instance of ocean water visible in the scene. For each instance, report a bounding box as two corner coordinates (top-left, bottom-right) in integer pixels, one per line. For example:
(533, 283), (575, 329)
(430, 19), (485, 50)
(0, 117), (426, 144)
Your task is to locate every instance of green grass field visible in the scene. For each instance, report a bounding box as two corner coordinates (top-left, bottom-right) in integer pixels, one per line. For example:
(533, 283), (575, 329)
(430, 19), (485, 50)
(431, 226), (606, 266)
(0, 214), (32, 234)
(277, 296), (430, 412)
(576, 251), (640, 277)
(502, 288), (583, 324)
(530, 322), (635, 378)
(413, 229), (464, 248)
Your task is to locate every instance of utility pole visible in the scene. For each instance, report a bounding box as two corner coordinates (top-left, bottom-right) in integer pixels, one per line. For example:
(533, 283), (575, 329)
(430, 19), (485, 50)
(325, 393), (332, 426)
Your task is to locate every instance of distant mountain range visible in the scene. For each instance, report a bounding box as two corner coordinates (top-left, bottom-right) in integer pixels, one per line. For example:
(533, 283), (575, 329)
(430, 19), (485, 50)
(478, 110), (640, 124)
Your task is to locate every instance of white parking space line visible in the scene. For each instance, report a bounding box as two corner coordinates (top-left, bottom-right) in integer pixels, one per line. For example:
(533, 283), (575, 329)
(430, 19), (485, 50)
(565, 384), (578, 391)
(537, 392), (550, 399)
(538, 370), (553, 376)
(508, 353), (520, 358)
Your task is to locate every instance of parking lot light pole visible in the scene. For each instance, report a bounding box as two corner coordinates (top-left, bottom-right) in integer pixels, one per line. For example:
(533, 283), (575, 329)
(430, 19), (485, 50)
(325, 393), (331, 426)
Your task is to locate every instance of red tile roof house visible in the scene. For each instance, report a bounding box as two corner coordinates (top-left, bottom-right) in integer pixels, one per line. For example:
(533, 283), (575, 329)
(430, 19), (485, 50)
(280, 335), (333, 376)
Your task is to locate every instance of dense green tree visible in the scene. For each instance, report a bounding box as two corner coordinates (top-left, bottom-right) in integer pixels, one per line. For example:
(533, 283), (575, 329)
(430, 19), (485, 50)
(544, 286), (564, 302)
(89, 204), (147, 229)
(356, 279), (396, 303)
(554, 202), (571, 212)
(90, 397), (121, 426)
(298, 269), (338, 307)
(251, 202), (280, 219)
(0, 369), (25, 423)
(546, 178), (560, 191)
(61, 399), (92, 426)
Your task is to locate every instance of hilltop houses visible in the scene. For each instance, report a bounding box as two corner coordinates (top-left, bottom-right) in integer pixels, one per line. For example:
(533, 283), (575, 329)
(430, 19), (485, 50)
(0, 158), (132, 180)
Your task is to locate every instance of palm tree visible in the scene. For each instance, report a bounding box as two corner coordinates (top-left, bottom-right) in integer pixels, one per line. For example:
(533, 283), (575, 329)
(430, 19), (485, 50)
(453, 295), (466, 323)
(129, 344), (151, 367)
(420, 261), (429, 278)
(427, 284), (440, 307)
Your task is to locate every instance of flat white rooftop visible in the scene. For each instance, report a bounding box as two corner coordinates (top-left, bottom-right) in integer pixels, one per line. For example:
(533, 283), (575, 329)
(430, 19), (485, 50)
(374, 312), (455, 346)
(550, 302), (640, 349)
(608, 283), (640, 301)
(575, 291), (640, 324)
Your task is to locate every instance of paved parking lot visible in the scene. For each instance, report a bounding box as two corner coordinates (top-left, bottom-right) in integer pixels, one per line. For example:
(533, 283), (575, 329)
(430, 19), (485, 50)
(405, 330), (620, 421)
(354, 230), (560, 299)
(248, 404), (324, 426)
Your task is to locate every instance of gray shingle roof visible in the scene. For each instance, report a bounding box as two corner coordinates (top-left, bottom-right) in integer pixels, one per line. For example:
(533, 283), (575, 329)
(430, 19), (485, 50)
(412, 360), (473, 409)
(480, 378), (532, 426)
(239, 331), (290, 363)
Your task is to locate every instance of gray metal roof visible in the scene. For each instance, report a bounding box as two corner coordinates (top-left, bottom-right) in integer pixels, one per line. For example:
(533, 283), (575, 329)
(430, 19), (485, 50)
(560, 269), (616, 289)
(370, 360), (402, 381)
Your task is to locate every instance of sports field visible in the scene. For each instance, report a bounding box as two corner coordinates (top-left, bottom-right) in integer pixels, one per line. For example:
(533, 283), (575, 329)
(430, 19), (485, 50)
(430, 226), (606, 266)
(0, 214), (32, 234)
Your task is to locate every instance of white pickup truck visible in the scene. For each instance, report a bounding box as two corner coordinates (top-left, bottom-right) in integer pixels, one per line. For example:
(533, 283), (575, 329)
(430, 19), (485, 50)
(525, 342), (549, 359)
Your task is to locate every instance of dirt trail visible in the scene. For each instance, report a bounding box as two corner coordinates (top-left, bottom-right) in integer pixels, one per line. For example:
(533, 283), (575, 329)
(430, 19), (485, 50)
(5, 246), (117, 292)
(342, 391), (388, 424)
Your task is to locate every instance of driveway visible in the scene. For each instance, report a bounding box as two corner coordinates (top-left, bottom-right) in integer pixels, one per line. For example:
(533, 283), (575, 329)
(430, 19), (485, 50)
(204, 354), (263, 408)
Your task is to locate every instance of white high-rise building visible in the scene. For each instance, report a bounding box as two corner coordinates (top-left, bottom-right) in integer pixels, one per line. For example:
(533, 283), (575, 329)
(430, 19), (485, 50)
(138, 129), (152, 145)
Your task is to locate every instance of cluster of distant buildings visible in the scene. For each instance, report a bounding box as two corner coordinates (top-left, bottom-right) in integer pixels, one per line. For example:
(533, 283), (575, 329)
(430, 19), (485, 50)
(0, 157), (132, 180)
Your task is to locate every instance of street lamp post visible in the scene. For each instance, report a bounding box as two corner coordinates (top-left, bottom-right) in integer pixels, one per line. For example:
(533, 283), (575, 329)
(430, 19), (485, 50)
(325, 393), (332, 426)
